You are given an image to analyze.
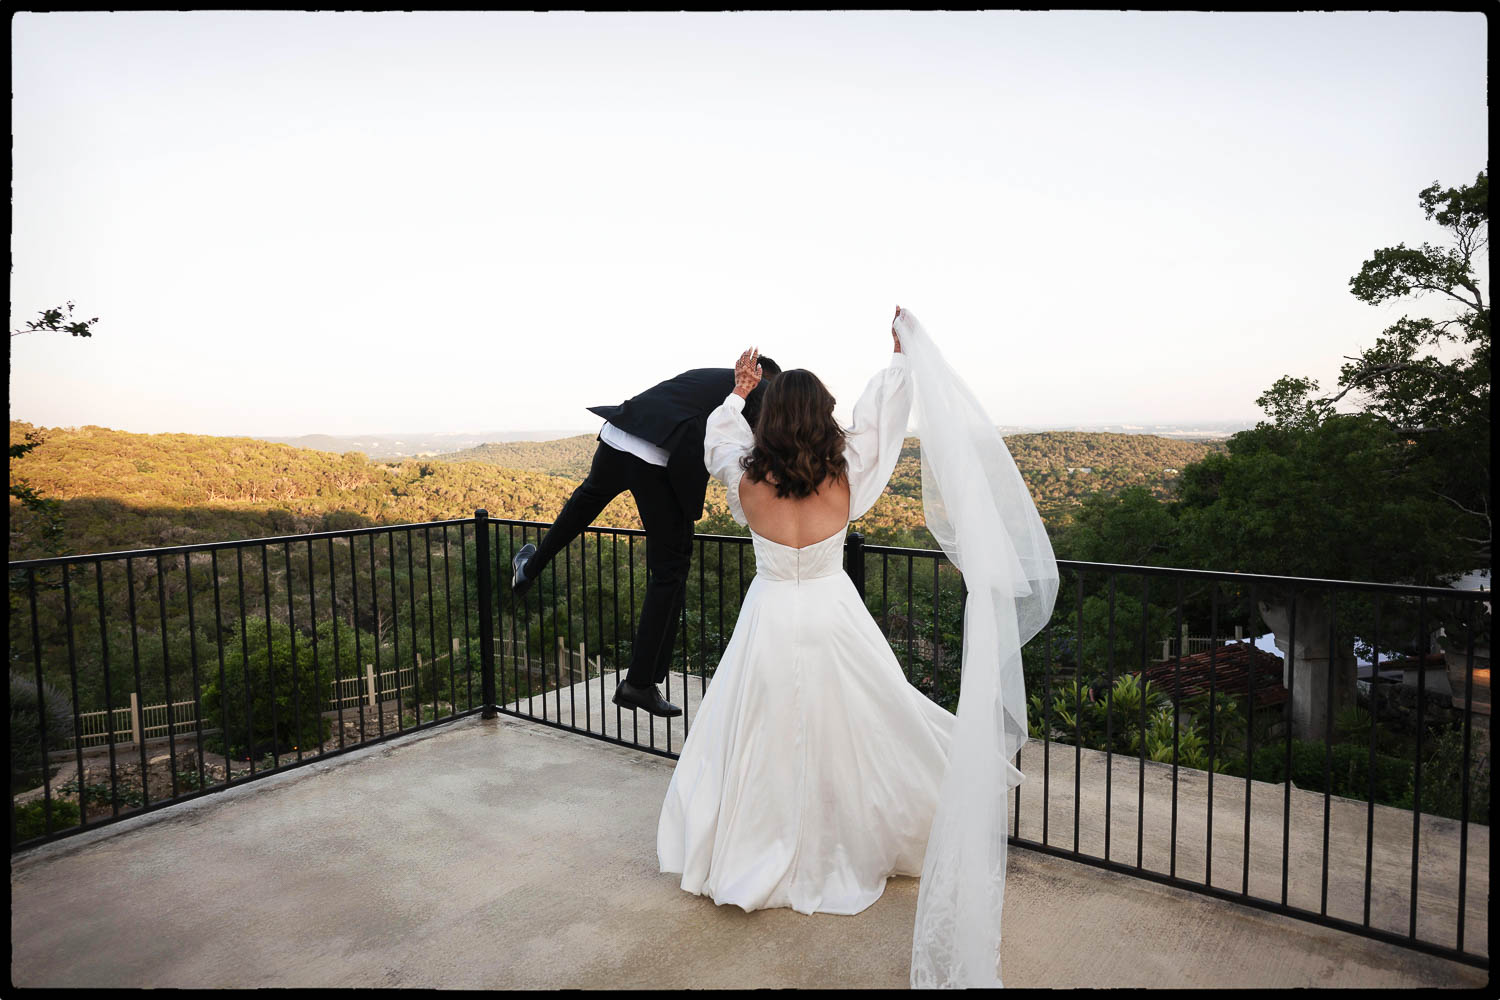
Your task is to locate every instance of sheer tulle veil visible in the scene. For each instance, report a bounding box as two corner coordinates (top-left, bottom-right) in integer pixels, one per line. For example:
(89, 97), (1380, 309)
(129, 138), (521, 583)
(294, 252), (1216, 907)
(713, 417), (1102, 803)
(897, 309), (1059, 988)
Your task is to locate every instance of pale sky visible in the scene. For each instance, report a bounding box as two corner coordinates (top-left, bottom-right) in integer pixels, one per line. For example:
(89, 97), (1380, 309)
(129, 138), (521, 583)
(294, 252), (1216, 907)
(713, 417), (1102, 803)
(10, 10), (1488, 437)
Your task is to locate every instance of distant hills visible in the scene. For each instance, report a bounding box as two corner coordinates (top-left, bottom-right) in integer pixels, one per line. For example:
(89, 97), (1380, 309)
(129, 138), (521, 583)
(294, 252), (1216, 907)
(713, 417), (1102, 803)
(256, 420), (1247, 459)
(257, 430), (594, 460)
(10, 420), (1227, 560)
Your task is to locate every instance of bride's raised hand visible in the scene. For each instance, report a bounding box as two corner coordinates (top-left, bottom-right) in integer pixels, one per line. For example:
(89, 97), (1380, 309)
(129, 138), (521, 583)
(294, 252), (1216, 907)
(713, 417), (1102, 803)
(891, 305), (903, 353)
(733, 346), (762, 398)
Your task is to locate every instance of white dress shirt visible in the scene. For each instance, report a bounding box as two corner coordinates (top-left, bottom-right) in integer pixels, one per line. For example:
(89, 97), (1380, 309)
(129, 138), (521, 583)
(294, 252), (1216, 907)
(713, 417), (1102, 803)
(599, 420), (671, 468)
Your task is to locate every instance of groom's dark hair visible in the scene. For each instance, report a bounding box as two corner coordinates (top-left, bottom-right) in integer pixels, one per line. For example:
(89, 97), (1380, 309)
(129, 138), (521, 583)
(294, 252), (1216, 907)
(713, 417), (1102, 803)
(757, 356), (782, 378)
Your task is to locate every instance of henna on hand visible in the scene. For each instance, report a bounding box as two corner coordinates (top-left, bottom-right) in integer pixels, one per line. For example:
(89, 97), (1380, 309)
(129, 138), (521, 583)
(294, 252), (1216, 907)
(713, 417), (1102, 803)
(734, 346), (762, 398)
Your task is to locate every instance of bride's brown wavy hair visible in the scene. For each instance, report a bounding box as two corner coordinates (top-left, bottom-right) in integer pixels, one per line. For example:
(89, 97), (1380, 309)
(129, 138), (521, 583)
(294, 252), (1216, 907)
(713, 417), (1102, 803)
(740, 369), (848, 499)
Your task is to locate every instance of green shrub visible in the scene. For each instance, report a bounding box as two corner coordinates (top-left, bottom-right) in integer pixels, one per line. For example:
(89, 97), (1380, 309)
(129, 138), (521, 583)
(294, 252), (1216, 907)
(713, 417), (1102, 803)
(1413, 725), (1491, 824)
(1220, 738), (1413, 808)
(10, 671), (74, 790)
(56, 776), (145, 809)
(202, 617), (367, 758)
(12, 797), (81, 840)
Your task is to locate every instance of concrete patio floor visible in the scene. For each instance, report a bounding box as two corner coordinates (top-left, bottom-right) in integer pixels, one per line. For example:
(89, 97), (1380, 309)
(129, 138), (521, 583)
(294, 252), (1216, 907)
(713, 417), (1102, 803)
(10, 713), (1490, 989)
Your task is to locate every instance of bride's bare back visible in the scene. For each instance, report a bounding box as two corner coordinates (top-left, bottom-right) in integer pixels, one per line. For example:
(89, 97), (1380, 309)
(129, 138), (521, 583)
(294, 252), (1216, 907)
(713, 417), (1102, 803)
(738, 474), (851, 548)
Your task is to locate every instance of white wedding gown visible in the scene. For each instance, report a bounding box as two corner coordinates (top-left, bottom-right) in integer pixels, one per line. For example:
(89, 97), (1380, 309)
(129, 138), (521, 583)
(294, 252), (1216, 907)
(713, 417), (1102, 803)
(657, 352), (987, 916)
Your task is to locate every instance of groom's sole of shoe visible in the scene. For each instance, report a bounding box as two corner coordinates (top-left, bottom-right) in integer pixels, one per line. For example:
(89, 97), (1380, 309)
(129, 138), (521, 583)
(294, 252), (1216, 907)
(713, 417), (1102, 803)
(511, 544), (537, 597)
(612, 681), (683, 718)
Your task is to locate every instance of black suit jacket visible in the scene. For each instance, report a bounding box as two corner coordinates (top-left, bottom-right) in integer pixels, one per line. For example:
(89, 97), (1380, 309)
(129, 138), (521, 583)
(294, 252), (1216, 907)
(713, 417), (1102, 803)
(589, 368), (765, 521)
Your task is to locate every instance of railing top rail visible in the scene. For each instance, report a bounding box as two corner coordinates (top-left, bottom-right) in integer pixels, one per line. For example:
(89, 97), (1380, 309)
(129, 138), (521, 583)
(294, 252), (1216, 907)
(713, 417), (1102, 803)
(863, 546), (1487, 601)
(6, 516), (479, 568)
(1049, 559), (1491, 601)
(7, 514), (1488, 602)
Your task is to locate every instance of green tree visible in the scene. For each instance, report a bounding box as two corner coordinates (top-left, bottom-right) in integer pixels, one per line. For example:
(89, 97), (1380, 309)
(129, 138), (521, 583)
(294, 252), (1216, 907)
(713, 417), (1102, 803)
(1259, 170), (1489, 565)
(1176, 172), (1487, 738)
(9, 303), (100, 557)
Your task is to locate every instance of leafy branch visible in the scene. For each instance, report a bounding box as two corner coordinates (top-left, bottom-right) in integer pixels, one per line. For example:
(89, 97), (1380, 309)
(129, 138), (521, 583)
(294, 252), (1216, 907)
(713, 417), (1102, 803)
(10, 301), (99, 339)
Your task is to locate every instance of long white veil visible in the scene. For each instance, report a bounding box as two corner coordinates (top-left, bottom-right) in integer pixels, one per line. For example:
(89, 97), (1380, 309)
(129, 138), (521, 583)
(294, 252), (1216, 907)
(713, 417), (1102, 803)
(898, 309), (1059, 988)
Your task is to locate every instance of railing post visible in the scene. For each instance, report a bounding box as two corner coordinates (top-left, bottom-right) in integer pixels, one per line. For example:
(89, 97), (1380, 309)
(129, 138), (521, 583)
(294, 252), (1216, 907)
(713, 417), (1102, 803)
(476, 509), (498, 718)
(129, 691), (141, 748)
(845, 531), (866, 598)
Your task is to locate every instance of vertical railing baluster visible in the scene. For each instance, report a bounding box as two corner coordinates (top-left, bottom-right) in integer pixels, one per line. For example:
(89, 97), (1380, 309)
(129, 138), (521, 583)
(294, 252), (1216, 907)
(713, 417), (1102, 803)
(932, 558), (941, 703)
(551, 534), (563, 726)
(389, 532), (405, 730)
(629, 535), (637, 745)
(406, 530), (421, 728)
(717, 539), (725, 682)
(1104, 573), (1116, 862)
(1280, 589), (1300, 905)
(235, 551), (254, 776)
(1043, 624), (1053, 847)
(285, 543), (303, 762)
(1205, 583), (1218, 888)
(474, 511), (496, 719)
(306, 539), (323, 756)
(581, 531), (591, 732)
(565, 534), (576, 729)
(1075, 570), (1084, 855)
(700, 537), (708, 706)
(1409, 595), (1426, 940)
(156, 555), (179, 797)
(1243, 582), (1256, 895)
(29, 568), (56, 837)
(906, 556), (914, 684)
(460, 522), (473, 715)
(1364, 596), (1381, 927)
(328, 538), (345, 748)
(1169, 577), (1183, 878)
(442, 526), (457, 719)
(210, 550), (231, 782)
(1455, 600), (1474, 952)
(370, 536), (385, 740)
(96, 561), (121, 816)
(184, 552), (206, 788)
(1137, 576), (1149, 871)
(423, 526), (438, 723)
(591, 530), (603, 734)
(351, 537), (368, 745)
(262, 545), (279, 767)
(1321, 591), (1336, 916)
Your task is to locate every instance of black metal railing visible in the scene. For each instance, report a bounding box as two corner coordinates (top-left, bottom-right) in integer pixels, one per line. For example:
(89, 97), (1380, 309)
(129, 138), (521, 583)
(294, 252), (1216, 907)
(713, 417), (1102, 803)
(9, 511), (1490, 970)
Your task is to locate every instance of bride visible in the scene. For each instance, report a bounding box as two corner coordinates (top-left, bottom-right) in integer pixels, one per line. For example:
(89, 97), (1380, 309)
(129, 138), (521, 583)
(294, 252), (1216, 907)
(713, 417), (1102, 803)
(657, 307), (1057, 988)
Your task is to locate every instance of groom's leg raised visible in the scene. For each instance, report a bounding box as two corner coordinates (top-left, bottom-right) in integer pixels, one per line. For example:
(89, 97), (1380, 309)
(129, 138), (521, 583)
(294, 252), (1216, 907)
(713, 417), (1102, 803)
(518, 442), (630, 592)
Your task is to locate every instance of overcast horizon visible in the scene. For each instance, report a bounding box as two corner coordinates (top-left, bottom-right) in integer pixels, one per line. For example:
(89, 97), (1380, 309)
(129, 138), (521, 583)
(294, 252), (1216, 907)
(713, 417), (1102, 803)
(11, 10), (1488, 438)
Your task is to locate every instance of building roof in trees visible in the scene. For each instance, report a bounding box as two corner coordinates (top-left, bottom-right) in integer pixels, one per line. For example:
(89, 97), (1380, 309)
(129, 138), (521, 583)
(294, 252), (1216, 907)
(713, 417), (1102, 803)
(1141, 642), (1289, 708)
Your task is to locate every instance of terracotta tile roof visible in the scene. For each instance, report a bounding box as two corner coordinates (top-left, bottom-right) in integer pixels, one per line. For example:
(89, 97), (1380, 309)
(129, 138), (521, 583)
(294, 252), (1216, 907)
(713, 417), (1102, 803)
(1140, 642), (1289, 708)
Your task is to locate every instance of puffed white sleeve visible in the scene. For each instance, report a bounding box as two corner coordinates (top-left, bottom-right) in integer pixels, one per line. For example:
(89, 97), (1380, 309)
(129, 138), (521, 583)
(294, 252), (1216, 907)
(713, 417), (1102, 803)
(704, 392), (755, 526)
(844, 353), (912, 521)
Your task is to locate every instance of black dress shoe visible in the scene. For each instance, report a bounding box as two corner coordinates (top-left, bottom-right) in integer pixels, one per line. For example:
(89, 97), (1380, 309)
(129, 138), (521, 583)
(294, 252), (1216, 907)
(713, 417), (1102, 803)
(612, 679), (683, 718)
(512, 544), (537, 597)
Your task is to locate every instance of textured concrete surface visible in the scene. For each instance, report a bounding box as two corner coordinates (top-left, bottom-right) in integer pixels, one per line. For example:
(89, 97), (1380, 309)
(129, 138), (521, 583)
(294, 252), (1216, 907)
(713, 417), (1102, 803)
(521, 665), (1489, 956)
(10, 714), (1490, 989)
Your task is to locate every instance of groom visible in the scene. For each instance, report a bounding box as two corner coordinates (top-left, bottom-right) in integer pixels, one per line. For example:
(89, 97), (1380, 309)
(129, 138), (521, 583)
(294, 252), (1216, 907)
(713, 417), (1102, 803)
(511, 355), (782, 717)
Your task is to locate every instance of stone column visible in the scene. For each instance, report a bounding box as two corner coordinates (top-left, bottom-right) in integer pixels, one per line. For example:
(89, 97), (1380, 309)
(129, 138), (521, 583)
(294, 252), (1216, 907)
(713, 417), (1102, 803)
(1258, 593), (1357, 742)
